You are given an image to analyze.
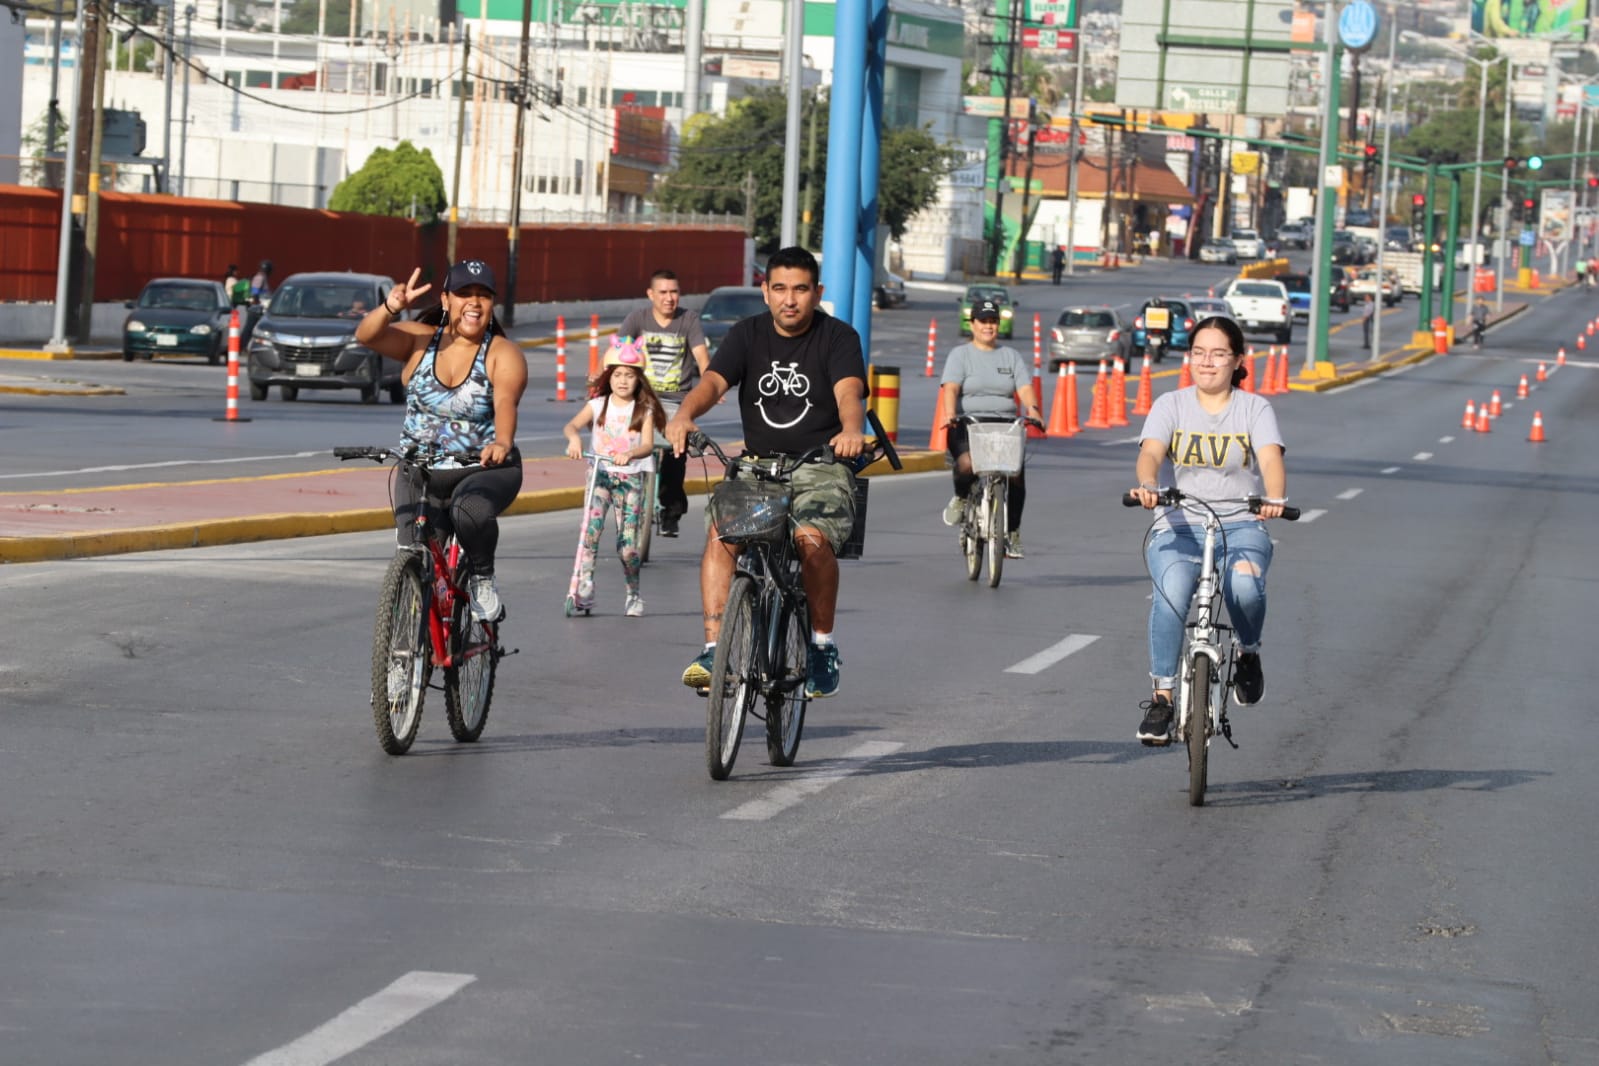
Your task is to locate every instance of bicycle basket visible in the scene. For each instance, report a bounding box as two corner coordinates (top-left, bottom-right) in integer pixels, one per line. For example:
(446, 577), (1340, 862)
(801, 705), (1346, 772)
(837, 476), (869, 560)
(710, 479), (791, 544)
(966, 421), (1025, 475)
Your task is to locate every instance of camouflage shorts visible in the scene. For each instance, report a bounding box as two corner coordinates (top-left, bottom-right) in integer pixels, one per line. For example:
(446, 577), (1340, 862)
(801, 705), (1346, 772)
(705, 458), (857, 553)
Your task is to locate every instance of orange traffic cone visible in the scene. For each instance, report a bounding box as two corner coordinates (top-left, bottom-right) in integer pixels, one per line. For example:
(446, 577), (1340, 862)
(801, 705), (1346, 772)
(1462, 399), (1476, 429)
(1241, 348), (1258, 394)
(1586, 321), (1593, 337)
(1517, 374), (1529, 399)
(1108, 357), (1129, 426)
(1046, 363), (1080, 437)
(1474, 400), (1492, 433)
(1132, 353), (1154, 415)
(1275, 346), (1291, 392)
(1577, 335), (1586, 351)
(1178, 350), (1193, 388)
(1557, 347), (1567, 366)
(1488, 389), (1502, 418)
(1537, 362), (1548, 382)
(1528, 410), (1546, 443)
(929, 396), (948, 451)
(1259, 346), (1279, 395)
(1085, 360), (1110, 429)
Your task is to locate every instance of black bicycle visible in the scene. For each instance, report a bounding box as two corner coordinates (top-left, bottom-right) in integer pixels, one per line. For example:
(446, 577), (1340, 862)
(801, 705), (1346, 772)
(335, 445), (511, 755)
(687, 414), (900, 780)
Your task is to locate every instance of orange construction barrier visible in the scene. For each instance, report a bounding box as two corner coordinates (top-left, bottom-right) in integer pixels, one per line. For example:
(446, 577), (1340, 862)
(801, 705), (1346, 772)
(1132, 353), (1154, 415)
(1531, 269), (1541, 289)
(588, 313), (601, 379)
(1517, 374), (1529, 399)
(924, 319), (936, 377)
(214, 308), (252, 423)
(1178, 350), (1193, 388)
(1528, 410), (1547, 443)
(1474, 400), (1491, 433)
(1084, 360), (1111, 428)
(1107, 357), (1129, 426)
(1462, 399), (1476, 429)
(1432, 316), (1449, 355)
(1046, 362), (1080, 437)
(554, 315), (569, 402)
(1488, 389), (1502, 418)
(1028, 314), (1046, 438)
(1536, 362), (1548, 382)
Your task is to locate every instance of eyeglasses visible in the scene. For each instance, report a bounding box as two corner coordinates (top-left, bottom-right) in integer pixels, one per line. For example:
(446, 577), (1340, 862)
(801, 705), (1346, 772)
(1190, 348), (1239, 364)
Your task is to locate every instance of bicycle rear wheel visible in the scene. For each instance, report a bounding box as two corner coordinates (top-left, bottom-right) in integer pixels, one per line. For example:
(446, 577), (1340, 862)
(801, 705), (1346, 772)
(639, 467), (657, 564)
(1187, 653), (1211, 807)
(371, 552), (429, 755)
(765, 595), (810, 767)
(707, 574), (758, 780)
(444, 599), (497, 742)
(963, 487), (983, 581)
(985, 479), (1007, 588)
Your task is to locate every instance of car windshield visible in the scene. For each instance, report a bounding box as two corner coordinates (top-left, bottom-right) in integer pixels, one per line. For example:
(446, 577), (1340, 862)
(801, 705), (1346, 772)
(1059, 309), (1115, 328)
(1207, 240), (1233, 248)
(968, 288), (1008, 304)
(1232, 283), (1281, 298)
(139, 284), (219, 311)
(1234, 230), (1258, 239)
(701, 291), (767, 321)
(1190, 301), (1230, 316)
(268, 282), (378, 318)
(1275, 276), (1311, 293)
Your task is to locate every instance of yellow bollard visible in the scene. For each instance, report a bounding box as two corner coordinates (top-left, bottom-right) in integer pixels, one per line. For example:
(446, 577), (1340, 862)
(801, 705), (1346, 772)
(872, 364), (900, 443)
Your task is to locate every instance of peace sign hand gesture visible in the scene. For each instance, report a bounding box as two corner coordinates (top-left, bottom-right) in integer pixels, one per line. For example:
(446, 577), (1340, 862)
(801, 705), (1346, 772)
(386, 267), (433, 315)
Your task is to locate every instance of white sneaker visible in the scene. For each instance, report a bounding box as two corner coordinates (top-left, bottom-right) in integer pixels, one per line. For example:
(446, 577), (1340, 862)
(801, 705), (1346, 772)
(942, 496), (966, 526)
(468, 574), (504, 622)
(625, 593), (644, 618)
(1005, 531), (1024, 559)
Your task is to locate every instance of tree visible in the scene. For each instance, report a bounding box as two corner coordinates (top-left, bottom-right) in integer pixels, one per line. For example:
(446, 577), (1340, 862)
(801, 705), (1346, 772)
(280, 0), (361, 36)
(653, 88), (960, 252)
(328, 141), (446, 222)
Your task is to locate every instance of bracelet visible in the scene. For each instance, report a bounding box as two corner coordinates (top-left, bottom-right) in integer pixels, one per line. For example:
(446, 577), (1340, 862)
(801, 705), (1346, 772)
(384, 298), (402, 315)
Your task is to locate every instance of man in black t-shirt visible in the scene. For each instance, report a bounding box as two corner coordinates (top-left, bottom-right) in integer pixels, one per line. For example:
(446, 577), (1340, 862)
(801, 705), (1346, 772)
(665, 246), (867, 700)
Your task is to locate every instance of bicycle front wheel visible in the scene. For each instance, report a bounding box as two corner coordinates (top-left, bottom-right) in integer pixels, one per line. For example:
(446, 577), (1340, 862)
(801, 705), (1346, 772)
(371, 552), (429, 755)
(1187, 653), (1211, 807)
(639, 468), (657, 564)
(707, 574), (758, 780)
(444, 599), (497, 743)
(765, 595), (810, 767)
(963, 488), (983, 581)
(985, 479), (1007, 588)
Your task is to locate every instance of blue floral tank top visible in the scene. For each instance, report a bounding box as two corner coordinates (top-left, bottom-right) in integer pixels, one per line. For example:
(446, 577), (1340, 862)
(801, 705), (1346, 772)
(401, 326), (495, 458)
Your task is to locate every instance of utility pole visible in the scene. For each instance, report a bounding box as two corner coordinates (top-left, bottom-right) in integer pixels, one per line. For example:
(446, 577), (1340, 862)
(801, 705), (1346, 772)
(1013, 126), (1036, 280)
(779, 0), (803, 247)
(987, 0), (1021, 277)
(178, 5), (194, 196)
(46, 0), (66, 168)
(742, 170), (757, 234)
(74, 0), (108, 344)
(503, 0), (532, 326)
(46, 0), (86, 353)
(799, 94), (819, 249)
(1064, 28), (1085, 276)
(447, 25), (470, 263)
(162, 0), (175, 192)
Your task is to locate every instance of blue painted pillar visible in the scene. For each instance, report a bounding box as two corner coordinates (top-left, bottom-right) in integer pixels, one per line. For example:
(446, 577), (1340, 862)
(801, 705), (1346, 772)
(851, 0), (889, 355)
(821, 0), (867, 325)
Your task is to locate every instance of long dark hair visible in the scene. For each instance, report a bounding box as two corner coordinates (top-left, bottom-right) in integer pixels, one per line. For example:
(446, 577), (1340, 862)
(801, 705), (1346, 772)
(415, 302), (504, 339)
(591, 365), (667, 435)
(1191, 315), (1250, 387)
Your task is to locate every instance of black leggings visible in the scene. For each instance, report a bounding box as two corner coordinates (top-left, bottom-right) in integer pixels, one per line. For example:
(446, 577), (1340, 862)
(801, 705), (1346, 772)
(393, 450), (524, 574)
(948, 425), (1025, 531)
(657, 448), (688, 520)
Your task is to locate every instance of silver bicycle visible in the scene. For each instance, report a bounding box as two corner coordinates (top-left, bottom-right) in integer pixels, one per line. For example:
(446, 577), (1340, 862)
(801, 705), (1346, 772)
(1124, 489), (1300, 806)
(954, 416), (1037, 588)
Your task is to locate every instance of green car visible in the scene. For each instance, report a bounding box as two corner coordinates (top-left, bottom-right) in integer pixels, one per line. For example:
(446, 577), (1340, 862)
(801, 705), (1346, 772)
(123, 278), (254, 364)
(958, 285), (1015, 338)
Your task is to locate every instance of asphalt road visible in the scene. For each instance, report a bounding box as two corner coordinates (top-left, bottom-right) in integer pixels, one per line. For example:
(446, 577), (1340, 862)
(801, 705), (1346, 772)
(3, 272), (1597, 1063)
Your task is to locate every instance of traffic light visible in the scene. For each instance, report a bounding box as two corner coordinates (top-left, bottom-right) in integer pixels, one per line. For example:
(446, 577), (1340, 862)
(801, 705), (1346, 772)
(1588, 175), (1599, 189)
(1506, 155), (1520, 170)
(1527, 155), (1544, 171)
(1411, 192), (1426, 229)
(1524, 195), (1538, 225)
(1362, 143), (1378, 183)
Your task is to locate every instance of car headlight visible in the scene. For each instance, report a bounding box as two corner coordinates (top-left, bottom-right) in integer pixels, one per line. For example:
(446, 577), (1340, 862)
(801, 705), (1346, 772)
(1000, 308), (1014, 319)
(190, 324), (212, 335)
(125, 319), (146, 332)
(251, 328), (274, 344)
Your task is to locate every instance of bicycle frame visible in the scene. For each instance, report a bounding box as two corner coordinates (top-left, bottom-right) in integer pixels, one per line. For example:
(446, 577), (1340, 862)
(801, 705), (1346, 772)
(1175, 513), (1234, 748)
(735, 534), (808, 701)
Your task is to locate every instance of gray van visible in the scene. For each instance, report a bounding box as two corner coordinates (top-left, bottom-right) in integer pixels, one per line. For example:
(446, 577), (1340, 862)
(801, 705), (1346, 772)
(246, 272), (400, 403)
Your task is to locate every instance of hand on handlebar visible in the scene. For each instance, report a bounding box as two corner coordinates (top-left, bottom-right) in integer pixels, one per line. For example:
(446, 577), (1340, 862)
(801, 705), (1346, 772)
(829, 428), (865, 459)
(1129, 486), (1164, 510)
(664, 415), (696, 458)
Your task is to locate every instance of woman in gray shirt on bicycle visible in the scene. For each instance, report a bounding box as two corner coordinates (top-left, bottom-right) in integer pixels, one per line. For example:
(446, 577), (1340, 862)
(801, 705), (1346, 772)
(1128, 316), (1287, 745)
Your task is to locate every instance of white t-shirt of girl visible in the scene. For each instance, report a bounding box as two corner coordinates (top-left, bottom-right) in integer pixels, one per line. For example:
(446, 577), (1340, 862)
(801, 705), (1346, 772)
(588, 396), (656, 475)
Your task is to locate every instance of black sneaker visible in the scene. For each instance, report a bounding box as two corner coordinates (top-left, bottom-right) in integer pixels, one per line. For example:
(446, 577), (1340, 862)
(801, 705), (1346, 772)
(806, 643), (841, 698)
(660, 515), (679, 537)
(1136, 695), (1174, 746)
(1233, 652), (1263, 706)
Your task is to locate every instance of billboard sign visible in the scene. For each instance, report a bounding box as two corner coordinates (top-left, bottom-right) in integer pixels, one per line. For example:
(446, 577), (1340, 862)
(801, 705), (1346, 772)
(1541, 188), (1573, 241)
(1115, 0), (1292, 116)
(1471, 0), (1589, 42)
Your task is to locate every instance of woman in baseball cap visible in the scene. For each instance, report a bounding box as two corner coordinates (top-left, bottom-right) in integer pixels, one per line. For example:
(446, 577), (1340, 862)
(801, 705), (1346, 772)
(354, 262), (528, 623)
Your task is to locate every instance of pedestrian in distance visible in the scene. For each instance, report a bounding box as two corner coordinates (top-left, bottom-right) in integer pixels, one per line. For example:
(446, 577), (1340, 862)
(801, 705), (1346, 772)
(665, 245), (868, 700)
(1050, 246), (1066, 285)
(1470, 301), (1489, 349)
(249, 259), (274, 303)
(619, 269), (710, 537)
(1361, 293), (1375, 350)
(1576, 258), (1588, 288)
(1129, 315), (1289, 746)
(562, 336), (667, 618)
(222, 264), (241, 303)
(353, 260), (528, 623)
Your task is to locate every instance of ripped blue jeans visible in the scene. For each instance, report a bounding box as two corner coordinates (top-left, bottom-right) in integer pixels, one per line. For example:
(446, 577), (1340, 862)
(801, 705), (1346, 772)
(1146, 522), (1273, 689)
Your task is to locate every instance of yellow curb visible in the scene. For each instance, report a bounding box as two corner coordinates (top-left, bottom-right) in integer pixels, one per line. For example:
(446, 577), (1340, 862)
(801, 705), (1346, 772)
(0, 383), (126, 396)
(0, 348), (124, 361)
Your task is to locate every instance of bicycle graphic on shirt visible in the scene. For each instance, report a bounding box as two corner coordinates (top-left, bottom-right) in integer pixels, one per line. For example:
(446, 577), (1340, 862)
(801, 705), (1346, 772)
(757, 362), (811, 397)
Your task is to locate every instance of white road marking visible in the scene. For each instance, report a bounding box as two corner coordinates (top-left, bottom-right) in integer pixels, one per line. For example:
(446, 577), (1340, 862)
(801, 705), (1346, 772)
(1335, 488), (1363, 500)
(1381, 466), (1401, 474)
(1297, 509), (1328, 523)
(720, 741), (904, 821)
(0, 452), (324, 481)
(1005, 633), (1101, 674)
(1412, 452), (1433, 461)
(1100, 436), (1143, 447)
(242, 971), (475, 1066)
(1501, 401), (1514, 411)
(1438, 436), (1455, 443)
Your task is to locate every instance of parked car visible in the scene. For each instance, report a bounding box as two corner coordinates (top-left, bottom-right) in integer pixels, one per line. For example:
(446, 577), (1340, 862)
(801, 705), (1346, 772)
(123, 278), (256, 364)
(873, 270), (907, 309)
(1198, 238), (1238, 264)
(1384, 225), (1415, 252)
(1343, 208), (1376, 227)
(1230, 229), (1266, 259)
(246, 272), (399, 403)
(1276, 222), (1312, 249)
(958, 285), (1015, 337)
(1349, 266), (1402, 307)
(1273, 273), (1315, 321)
(1130, 296), (1198, 363)
(698, 285), (768, 356)
(1220, 278), (1293, 344)
(1048, 305), (1128, 370)
(1186, 296), (1235, 321)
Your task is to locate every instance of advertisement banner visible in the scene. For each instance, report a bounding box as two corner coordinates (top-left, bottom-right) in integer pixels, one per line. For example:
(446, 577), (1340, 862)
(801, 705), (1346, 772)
(1541, 188), (1574, 241)
(1472, 0), (1589, 41)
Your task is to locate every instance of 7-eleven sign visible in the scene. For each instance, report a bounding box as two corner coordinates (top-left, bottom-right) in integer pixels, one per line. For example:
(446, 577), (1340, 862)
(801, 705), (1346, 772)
(1031, 0), (1076, 26)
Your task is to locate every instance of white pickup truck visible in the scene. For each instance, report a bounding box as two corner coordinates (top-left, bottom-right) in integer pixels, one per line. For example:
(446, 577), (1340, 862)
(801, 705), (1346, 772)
(1220, 278), (1293, 344)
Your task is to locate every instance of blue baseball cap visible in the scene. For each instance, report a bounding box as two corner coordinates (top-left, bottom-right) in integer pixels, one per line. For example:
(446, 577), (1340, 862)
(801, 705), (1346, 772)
(443, 259), (497, 294)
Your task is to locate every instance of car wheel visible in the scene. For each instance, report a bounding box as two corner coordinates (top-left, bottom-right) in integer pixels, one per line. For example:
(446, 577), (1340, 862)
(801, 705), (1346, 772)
(249, 381), (268, 401)
(360, 383), (379, 404)
(281, 385), (299, 402)
(123, 348), (134, 362)
(1277, 327), (1292, 345)
(388, 383), (406, 404)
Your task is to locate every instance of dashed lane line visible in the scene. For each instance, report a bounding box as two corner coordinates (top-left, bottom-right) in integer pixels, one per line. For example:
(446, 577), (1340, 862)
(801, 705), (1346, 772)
(1005, 633), (1101, 675)
(1413, 452), (1434, 461)
(720, 741), (905, 821)
(1381, 466), (1401, 474)
(1336, 488), (1363, 500)
(1297, 508), (1328, 523)
(242, 971), (475, 1066)
(1439, 436), (1455, 444)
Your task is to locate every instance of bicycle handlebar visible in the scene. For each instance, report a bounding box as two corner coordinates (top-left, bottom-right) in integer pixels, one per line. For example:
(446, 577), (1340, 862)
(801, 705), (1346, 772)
(1121, 487), (1300, 522)
(953, 413), (1045, 431)
(686, 410), (902, 476)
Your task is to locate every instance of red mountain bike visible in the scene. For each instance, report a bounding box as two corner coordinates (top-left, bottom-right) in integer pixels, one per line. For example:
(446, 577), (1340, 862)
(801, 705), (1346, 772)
(335, 445), (510, 755)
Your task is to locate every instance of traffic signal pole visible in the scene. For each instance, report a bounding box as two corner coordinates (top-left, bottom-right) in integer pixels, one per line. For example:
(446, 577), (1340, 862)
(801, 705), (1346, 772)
(1308, 28), (1342, 373)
